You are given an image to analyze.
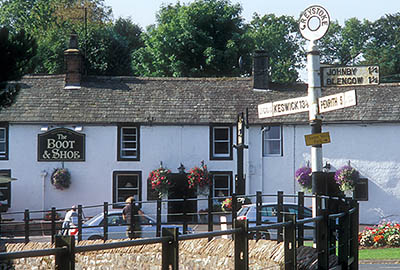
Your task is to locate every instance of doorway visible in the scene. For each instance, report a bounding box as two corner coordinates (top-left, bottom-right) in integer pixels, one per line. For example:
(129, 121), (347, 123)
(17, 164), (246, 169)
(168, 173), (197, 223)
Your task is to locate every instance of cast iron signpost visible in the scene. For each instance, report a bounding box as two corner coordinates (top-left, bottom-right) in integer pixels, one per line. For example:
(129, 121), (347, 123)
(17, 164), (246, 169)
(38, 128), (85, 162)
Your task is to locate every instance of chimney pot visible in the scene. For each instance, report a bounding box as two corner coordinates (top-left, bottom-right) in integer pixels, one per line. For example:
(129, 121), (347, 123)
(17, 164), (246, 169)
(64, 34), (81, 89)
(253, 50), (269, 91)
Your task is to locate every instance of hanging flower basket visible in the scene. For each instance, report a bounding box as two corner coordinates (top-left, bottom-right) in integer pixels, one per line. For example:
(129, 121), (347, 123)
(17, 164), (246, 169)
(51, 168), (71, 190)
(334, 165), (359, 192)
(221, 197), (232, 212)
(295, 166), (312, 192)
(148, 165), (172, 198)
(187, 162), (210, 192)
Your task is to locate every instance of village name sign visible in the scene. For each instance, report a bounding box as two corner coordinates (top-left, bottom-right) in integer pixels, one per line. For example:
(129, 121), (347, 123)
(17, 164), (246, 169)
(38, 128), (85, 162)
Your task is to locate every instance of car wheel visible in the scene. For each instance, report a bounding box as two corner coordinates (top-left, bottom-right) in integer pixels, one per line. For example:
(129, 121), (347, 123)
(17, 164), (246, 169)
(250, 231), (270, 240)
(88, 235), (103, 241)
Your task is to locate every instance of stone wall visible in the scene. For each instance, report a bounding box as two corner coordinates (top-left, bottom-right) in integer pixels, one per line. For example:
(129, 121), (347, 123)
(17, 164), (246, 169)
(3, 239), (333, 269)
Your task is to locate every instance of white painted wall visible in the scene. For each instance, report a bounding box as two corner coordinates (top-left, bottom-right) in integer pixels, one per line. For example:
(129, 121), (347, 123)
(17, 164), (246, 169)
(2, 124), (237, 219)
(3, 123), (400, 224)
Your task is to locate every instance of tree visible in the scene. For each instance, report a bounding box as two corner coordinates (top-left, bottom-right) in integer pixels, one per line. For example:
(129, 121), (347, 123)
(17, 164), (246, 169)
(114, 17), (144, 52)
(0, 0), (57, 37)
(246, 14), (303, 84)
(319, 18), (369, 65)
(0, 0), (134, 76)
(362, 13), (400, 80)
(0, 27), (37, 106)
(132, 0), (251, 77)
(77, 24), (132, 76)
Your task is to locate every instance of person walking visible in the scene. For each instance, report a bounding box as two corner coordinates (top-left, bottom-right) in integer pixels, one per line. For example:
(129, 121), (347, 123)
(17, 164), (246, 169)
(61, 205), (77, 235)
(122, 197), (144, 239)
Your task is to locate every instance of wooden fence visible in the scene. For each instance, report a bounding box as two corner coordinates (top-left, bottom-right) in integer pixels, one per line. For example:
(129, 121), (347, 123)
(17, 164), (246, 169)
(0, 191), (359, 270)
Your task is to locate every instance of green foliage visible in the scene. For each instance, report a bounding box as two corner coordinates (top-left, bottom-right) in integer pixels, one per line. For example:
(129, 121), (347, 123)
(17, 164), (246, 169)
(0, 27), (37, 83)
(247, 13), (303, 83)
(319, 18), (369, 65)
(0, 27), (36, 107)
(132, 0), (251, 77)
(77, 24), (132, 75)
(32, 27), (70, 74)
(114, 17), (144, 52)
(362, 13), (400, 79)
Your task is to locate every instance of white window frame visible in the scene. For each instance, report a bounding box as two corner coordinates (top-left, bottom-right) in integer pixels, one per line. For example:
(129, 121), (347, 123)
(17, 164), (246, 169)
(113, 171), (141, 207)
(211, 126), (231, 159)
(0, 128), (6, 158)
(262, 125), (282, 157)
(119, 126), (139, 160)
(212, 172), (232, 197)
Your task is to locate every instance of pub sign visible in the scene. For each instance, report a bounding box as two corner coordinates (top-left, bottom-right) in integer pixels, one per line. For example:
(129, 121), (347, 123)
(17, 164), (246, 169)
(38, 128), (85, 162)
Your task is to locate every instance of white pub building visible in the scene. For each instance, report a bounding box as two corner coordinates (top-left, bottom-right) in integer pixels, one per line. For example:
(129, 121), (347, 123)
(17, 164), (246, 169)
(0, 39), (399, 225)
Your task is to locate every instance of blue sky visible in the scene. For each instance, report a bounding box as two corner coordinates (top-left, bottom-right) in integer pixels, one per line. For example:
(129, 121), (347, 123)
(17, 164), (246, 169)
(104, 0), (399, 28)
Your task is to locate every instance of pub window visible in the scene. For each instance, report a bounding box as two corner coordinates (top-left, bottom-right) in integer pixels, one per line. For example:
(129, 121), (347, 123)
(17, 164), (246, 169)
(263, 125), (282, 157)
(211, 172), (232, 198)
(117, 125), (140, 161)
(210, 125), (232, 160)
(0, 124), (8, 160)
(112, 171), (141, 208)
(0, 170), (11, 208)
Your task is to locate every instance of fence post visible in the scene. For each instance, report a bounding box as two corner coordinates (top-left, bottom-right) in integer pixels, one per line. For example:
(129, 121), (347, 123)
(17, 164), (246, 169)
(156, 198), (161, 237)
(350, 200), (359, 270)
(326, 198), (336, 256)
(317, 209), (329, 270)
(232, 193), (237, 229)
(162, 227), (179, 270)
(277, 191), (283, 243)
(297, 191), (304, 246)
(284, 213), (296, 270)
(234, 219), (248, 270)
(208, 194), (213, 241)
(256, 191), (262, 226)
(55, 235), (75, 270)
(103, 202), (108, 241)
(255, 191), (262, 240)
(338, 203), (349, 269)
(77, 205), (82, 242)
(51, 207), (57, 244)
(24, 209), (29, 244)
(182, 197), (187, 234)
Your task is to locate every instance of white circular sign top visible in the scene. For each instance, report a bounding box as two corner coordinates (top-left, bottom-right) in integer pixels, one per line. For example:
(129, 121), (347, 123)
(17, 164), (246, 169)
(299, 5), (330, 41)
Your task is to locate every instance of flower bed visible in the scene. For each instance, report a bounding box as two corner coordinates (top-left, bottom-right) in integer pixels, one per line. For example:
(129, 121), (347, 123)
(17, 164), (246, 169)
(359, 221), (400, 248)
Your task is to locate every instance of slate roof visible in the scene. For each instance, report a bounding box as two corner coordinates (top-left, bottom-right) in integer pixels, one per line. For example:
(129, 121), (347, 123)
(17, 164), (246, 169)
(0, 74), (399, 125)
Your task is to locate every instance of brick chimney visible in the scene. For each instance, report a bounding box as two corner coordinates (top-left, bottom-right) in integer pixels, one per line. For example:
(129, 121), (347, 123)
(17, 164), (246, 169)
(252, 50), (269, 91)
(64, 34), (81, 89)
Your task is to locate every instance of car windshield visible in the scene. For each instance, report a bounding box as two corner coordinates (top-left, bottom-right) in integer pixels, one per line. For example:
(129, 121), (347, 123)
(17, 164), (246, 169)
(84, 213), (104, 226)
(237, 206), (250, 216)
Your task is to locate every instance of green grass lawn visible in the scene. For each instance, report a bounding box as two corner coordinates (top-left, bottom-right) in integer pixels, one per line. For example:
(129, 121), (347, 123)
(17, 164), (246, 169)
(359, 247), (400, 260)
(304, 241), (400, 260)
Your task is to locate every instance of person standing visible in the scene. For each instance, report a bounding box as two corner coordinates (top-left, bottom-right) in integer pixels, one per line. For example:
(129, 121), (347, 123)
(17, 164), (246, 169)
(61, 205), (77, 235)
(122, 197), (144, 239)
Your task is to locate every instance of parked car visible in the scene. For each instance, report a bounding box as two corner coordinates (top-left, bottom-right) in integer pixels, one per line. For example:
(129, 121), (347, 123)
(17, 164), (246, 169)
(79, 210), (193, 240)
(236, 203), (314, 240)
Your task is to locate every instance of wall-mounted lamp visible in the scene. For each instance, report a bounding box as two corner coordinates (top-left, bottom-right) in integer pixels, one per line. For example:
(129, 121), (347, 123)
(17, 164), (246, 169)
(323, 161), (331, 171)
(40, 126), (49, 132)
(74, 126), (83, 132)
